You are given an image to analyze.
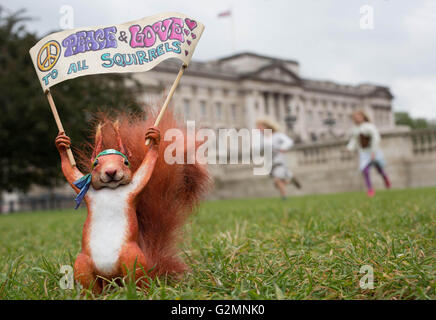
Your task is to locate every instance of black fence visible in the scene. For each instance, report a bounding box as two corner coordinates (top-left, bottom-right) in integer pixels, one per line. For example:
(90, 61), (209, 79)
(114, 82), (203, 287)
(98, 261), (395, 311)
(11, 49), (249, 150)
(1, 194), (76, 213)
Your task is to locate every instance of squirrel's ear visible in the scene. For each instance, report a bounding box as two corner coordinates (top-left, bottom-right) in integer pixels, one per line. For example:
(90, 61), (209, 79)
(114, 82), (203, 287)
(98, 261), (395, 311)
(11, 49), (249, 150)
(91, 122), (103, 161)
(113, 119), (128, 156)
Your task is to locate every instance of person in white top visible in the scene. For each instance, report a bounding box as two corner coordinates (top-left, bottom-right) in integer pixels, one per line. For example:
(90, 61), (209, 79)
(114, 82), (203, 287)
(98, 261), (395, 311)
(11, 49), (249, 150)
(256, 118), (301, 200)
(347, 110), (391, 197)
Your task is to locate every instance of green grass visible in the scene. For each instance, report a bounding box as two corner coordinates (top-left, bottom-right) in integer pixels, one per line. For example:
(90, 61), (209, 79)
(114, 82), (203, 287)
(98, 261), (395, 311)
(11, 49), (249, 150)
(0, 187), (435, 300)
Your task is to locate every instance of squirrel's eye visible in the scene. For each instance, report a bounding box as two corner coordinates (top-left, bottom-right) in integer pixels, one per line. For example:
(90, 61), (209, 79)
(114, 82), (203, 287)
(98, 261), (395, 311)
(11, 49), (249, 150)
(92, 159), (98, 168)
(124, 159), (130, 167)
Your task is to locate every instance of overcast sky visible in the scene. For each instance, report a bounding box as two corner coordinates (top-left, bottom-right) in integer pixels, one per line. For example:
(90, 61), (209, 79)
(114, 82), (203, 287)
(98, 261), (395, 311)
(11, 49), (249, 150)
(3, 0), (436, 119)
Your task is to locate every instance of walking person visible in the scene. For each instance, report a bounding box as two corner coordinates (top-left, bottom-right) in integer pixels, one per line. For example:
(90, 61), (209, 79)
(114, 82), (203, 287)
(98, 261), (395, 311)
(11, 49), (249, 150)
(256, 118), (302, 200)
(347, 110), (391, 197)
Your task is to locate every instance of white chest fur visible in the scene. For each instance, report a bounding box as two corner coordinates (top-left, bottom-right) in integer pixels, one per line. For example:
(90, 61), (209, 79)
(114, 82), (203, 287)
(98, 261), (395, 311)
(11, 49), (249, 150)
(87, 187), (130, 275)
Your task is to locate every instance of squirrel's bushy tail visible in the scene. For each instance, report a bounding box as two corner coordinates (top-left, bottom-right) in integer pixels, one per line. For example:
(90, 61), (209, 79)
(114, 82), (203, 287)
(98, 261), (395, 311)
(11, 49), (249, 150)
(77, 108), (211, 277)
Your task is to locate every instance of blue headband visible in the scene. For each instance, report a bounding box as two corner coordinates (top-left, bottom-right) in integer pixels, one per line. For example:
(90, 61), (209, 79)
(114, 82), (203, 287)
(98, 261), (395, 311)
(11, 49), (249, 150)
(72, 149), (128, 209)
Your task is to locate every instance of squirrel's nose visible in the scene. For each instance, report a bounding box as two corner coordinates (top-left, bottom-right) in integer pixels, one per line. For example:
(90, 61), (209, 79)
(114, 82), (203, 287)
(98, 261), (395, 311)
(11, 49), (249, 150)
(105, 169), (117, 179)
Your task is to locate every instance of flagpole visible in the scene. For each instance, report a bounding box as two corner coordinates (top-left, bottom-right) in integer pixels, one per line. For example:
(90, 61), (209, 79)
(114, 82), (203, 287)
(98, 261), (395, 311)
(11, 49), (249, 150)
(230, 6), (236, 52)
(45, 90), (76, 166)
(145, 64), (187, 146)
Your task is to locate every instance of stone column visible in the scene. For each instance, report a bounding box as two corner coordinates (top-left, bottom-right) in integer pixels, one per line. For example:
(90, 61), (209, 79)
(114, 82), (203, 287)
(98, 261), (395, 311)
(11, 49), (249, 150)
(244, 90), (256, 129)
(296, 96), (308, 141)
(263, 92), (270, 116)
(251, 90), (261, 125)
(287, 95), (299, 140)
(278, 93), (286, 128)
(283, 94), (292, 134)
(257, 91), (265, 116)
(191, 85), (198, 122)
(268, 92), (276, 120)
(210, 88), (220, 129)
(207, 87), (214, 128)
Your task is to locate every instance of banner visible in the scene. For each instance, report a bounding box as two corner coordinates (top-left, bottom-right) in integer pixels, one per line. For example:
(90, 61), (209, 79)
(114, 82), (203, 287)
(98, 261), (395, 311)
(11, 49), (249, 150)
(29, 12), (204, 91)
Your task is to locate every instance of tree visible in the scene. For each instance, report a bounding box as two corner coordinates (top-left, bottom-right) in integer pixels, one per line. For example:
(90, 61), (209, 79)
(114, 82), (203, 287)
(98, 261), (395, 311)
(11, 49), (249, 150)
(0, 7), (143, 196)
(395, 112), (436, 130)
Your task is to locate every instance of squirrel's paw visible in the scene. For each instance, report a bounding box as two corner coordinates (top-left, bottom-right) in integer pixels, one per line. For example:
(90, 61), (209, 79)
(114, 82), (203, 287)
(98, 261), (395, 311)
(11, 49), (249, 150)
(145, 127), (161, 146)
(55, 132), (71, 151)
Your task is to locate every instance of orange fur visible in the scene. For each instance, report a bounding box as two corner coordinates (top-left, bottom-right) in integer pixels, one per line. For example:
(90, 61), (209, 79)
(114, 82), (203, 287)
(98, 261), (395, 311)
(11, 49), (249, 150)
(76, 108), (211, 278)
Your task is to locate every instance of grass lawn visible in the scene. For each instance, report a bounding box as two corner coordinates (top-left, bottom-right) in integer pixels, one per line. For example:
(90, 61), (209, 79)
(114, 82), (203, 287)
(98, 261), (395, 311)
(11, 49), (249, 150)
(0, 187), (435, 300)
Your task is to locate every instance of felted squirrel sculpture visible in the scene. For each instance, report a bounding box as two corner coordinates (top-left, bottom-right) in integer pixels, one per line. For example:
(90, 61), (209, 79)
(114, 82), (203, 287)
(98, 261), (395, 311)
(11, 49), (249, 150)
(55, 110), (209, 293)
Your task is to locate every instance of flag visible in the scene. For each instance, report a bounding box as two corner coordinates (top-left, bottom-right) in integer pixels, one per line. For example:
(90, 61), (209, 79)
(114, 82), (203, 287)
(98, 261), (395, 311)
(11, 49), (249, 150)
(29, 12), (204, 92)
(218, 10), (232, 18)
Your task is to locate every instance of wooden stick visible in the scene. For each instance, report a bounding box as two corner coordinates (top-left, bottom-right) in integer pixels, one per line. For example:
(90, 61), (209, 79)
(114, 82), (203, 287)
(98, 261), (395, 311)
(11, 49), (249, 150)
(145, 64), (187, 146)
(45, 90), (76, 167)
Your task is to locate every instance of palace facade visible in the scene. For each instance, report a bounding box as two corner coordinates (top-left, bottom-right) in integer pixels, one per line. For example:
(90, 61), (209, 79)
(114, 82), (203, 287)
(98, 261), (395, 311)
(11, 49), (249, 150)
(134, 52), (395, 142)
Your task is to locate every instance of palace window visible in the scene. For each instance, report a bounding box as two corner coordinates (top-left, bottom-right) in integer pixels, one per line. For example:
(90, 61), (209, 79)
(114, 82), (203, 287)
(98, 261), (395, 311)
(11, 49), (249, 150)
(199, 100), (207, 118)
(275, 105), (280, 119)
(231, 104), (237, 121)
(274, 95), (280, 119)
(215, 102), (222, 119)
(183, 99), (190, 118)
(263, 92), (269, 114)
(286, 104), (292, 115)
(307, 110), (313, 122)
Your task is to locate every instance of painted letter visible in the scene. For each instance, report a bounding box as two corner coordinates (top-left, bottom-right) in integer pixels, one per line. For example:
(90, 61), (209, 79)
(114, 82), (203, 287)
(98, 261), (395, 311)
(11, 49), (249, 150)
(129, 25), (144, 48)
(169, 17), (184, 42)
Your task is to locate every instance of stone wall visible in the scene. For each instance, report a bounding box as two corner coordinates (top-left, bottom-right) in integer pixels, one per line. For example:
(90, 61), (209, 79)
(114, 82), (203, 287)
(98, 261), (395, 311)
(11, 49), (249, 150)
(3, 129), (436, 212)
(210, 129), (436, 199)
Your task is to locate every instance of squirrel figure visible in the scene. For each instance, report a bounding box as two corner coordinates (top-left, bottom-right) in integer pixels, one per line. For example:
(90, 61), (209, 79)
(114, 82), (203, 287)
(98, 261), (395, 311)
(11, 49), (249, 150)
(55, 110), (209, 293)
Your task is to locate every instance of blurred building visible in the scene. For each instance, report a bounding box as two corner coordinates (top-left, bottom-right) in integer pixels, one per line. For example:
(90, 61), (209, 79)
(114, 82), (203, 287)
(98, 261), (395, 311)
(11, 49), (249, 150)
(0, 52), (413, 212)
(135, 52), (395, 142)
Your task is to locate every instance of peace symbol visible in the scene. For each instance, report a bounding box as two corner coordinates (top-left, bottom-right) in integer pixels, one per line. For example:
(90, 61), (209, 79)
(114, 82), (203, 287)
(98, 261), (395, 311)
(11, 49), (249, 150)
(37, 40), (61, 72)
